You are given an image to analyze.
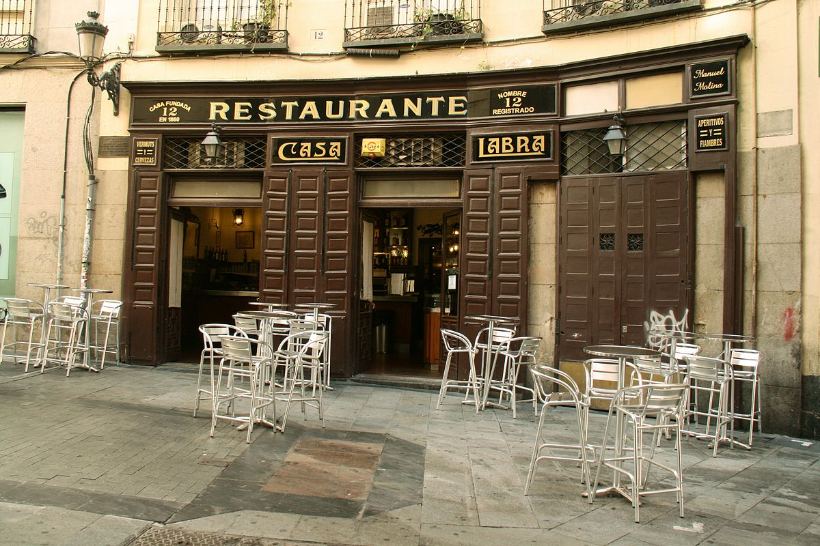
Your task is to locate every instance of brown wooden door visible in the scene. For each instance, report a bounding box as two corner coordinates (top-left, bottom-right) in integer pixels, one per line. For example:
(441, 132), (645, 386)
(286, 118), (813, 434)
(558, 173), (690, 360)
(260, 170), (291, 304)
(459, 167), (529, 379)
(125, 170), (165, 363)
(357, 209), (379, 373)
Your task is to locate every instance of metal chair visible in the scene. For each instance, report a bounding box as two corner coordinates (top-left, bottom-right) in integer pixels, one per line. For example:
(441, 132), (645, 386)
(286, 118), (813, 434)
(524, 364), (594, 496)
(436, 329), (480, 413)
(0, 298), (44, 370)
(727, 348), (762, 449)
(589, 383), (688, 523)
(474, 326), (515, 408)
(497, 336), (541, 418)
(90, 299), (122, 368)
(193, 324), (248, 418)
(210, 335), (275, 443)
(301, 312), (333, 389)
(42, 300), (88, 376)
(683, 354), (733, 457)
(275, 327), (329, 433)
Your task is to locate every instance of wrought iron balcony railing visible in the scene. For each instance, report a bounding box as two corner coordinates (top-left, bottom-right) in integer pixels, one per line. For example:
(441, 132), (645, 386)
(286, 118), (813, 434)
(543, 0), (702, 34)
(0, 0), (35, 53)
(344, 0), (482, 48)
(157, 0), (288, 53)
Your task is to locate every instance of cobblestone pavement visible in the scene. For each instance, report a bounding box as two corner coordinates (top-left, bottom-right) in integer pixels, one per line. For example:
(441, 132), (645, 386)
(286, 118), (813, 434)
(0, 362), (818, 545)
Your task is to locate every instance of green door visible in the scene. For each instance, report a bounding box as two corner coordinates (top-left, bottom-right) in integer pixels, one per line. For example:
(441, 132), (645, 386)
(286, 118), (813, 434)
(0, 110), (24, 296)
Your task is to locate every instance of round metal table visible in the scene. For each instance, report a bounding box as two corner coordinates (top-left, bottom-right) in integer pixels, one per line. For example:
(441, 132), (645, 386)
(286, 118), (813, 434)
(465, 314), (520, 410)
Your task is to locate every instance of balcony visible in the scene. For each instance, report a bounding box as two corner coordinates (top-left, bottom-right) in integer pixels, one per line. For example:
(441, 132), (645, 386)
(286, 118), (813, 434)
(542, 0), (703, 35)
(0, 0), (35, 53)
(156, 0), (288, 54)
(344, 0), (482, 50)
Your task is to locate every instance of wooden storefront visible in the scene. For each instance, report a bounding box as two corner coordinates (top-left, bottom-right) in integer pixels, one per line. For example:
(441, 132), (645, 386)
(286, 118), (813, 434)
(120, 35), (747, 376)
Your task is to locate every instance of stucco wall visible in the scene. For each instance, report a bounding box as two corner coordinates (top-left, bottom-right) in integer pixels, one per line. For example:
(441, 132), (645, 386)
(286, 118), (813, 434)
(528, 182), (557, 363)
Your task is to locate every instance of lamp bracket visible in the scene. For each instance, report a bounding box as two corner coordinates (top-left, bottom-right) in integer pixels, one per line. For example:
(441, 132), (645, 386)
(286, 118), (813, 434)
(87, 62), (121, 116)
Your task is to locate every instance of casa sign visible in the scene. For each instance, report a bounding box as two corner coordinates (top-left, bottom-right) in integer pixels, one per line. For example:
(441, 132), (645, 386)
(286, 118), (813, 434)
(131, 85), (557, 125)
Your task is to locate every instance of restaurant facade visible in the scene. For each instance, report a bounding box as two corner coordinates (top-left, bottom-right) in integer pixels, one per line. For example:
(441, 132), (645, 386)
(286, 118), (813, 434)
(2, 0), (818, 438)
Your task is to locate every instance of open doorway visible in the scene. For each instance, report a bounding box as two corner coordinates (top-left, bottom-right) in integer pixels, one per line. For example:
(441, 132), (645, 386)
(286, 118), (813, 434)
(360, 207), (460, 377)
(169, 206), (262, 362)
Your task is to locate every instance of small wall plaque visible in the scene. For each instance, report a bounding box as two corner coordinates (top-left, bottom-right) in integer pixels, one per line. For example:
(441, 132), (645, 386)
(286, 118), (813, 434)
(98, 136), (130, 158)
(133, 138), (158, 166)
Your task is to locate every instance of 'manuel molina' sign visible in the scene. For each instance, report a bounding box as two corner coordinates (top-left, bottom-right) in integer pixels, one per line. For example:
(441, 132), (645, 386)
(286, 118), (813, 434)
(690, 59), (730, 98)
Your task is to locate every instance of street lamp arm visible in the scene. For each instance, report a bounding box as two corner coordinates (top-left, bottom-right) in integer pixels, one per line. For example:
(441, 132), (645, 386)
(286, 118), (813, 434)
(86, 61), (121, 117)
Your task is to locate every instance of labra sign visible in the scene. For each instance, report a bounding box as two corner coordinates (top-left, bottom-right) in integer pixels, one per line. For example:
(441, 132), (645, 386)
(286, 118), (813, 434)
(132, 86), (557, 124)
(472, 131), (553, 162)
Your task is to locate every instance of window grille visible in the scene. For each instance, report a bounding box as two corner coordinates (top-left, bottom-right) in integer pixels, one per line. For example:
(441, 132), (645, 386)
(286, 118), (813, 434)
(599, 232), (615, 251)
(627, 233), (644, 252)
(543, 0), (691, 27)
(0, 0), (34, 53)
(156, 0), (288, 52)
(355, 135), (466, 168)
(163, 137), (267, 169)
(561, 121), (687, 175)
(344, 0), (482, 46)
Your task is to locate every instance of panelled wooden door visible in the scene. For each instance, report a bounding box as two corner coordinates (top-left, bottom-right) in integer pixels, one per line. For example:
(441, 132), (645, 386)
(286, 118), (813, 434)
(458, 167), (528, 379)
(126, 170), (164, 363)
(558, 173), (690, 361)
(272, 168), (355, 376)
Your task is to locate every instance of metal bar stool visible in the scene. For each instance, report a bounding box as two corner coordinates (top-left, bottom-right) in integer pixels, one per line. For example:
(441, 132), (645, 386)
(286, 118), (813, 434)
(525, 364), (594, 496)
(497, 336), (541, 418)
(210, 335), (275, 443)
(42, 300), (88, 376)
(0, 298), (44, 371)
(90, 299), (122, 368)
(436, 329), (480, 412)
(194, 324), (248, 418)
(727, 348), (762, 449)
(275, 326), (329, 433)
(683, 354), (733, 456)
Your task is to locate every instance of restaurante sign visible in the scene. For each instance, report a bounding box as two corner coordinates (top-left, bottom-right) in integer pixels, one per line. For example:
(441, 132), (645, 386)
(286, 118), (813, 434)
(131, 86), (557, 124)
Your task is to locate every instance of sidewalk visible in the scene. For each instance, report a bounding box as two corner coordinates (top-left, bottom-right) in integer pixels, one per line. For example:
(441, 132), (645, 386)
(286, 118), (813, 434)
(0, 362), (818, 545)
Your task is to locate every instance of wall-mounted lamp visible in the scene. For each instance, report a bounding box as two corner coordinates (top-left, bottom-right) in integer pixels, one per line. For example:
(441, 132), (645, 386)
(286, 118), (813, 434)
(75, 11), (121, 116)
(0, 183), (6, 199)
(201, 124), (223, 162)
(603, 114), (627, 156)
(233, 208), (244, 226)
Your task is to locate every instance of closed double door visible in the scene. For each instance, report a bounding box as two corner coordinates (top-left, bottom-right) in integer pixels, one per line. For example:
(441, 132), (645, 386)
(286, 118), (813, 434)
(558, 172), (691, 361)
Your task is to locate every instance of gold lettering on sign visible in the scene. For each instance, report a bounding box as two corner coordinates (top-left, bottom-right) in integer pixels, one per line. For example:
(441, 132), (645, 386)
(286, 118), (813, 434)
(259, 102), (277, 120)
(476, 133), (551, 160)
(277, 139), (345, 162)
(375, 99), (397, 118)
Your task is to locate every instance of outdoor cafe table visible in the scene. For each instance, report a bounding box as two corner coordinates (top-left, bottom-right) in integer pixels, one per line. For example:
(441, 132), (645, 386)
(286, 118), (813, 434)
(239, 309), (297, 349)
(293, 302), (337, 323)
(464, 314), (520, 410)
(248, 301), (290, 312)
(583, 344), (661, 499)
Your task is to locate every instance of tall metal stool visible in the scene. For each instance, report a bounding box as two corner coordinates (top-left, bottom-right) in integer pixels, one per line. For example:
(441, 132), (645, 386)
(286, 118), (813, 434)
(90, 299), (122, 368)
(727, 348), (762, 449)
(683, 354), (733, 456)
(436, 329), (480, 412)
(497, 336), (541, 418)
(525, 364), (594, 496)
(194, 324), (248, 418)
(42, 300), (88, 376)
(0, 298), (44, 370)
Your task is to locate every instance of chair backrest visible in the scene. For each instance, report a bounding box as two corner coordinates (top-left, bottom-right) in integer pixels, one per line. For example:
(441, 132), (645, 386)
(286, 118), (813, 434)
(685, 355), (727, 382)
(530, 364), (582, 404)
(199, 323), (246, 352)
(59, 295), (85, 307)
(503, 336), (541, 363)
(729, 348), (760, 371)
(220, 335), (254, 364)
(474, 326), (515, 349)
(233, 314), (260, 335)
(584, 358), (642, 395)
(48, 300), (85, 322)
(301, 312), (331, 331)
(96, 299), (122, 318)
(673, 342), (700, 359)
(441, 328), (472, 353)
(619, 383), (688, 418)
(3, 298), (42, 320)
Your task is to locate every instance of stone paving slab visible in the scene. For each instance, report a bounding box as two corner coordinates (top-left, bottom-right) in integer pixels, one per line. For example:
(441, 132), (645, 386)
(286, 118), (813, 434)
(0, 363), (818, 545)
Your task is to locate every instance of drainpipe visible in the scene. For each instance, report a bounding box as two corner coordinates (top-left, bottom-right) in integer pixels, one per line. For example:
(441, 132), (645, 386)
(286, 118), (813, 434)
(56, 70), (88, 286)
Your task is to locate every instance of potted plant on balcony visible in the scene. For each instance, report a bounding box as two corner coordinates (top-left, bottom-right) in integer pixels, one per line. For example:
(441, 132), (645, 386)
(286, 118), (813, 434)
(244, 0), (275, 43)
(415, 2), (470, 37)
